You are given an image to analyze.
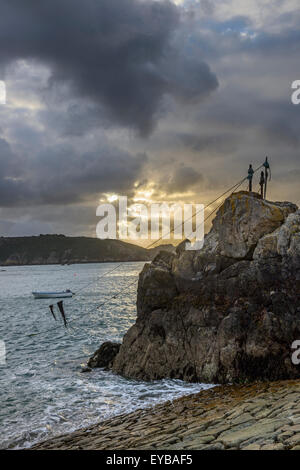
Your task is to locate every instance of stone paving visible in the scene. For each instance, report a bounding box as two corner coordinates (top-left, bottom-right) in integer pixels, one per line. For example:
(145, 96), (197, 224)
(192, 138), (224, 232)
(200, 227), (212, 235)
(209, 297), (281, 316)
(32, 379), (300, 450)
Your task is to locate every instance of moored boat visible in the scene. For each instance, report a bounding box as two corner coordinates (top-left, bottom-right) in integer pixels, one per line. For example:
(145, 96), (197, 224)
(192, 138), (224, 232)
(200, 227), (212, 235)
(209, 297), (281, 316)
(32, 290), (73, 299)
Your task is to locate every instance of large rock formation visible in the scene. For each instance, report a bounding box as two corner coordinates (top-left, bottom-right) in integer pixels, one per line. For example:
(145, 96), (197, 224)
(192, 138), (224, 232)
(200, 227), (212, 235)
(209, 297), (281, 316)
(111, 192), (300, 384)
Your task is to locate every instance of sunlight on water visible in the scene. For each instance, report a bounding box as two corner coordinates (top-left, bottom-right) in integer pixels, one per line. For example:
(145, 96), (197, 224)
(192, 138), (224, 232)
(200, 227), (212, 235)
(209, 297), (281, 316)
(0, 263), (214, 449)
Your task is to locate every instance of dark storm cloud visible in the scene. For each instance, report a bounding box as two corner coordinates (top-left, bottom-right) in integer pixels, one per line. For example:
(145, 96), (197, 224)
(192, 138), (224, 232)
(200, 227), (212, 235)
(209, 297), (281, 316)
(162, 165), (203, 193)
(0, 203), (99, 236)
(0, 0), (218, 135)
(1, 0), (300, 237)
(0, 137), (147, 206)
(259, 114), (300, 149)
(38, 102), (110, 138)
(176, 132), (238, 154)
(201, 96), (300, 151)
(0, 138), (18, 175)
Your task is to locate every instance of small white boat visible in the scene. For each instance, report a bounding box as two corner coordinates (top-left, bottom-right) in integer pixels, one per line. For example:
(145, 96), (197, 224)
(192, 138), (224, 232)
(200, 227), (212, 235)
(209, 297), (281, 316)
(32, 290), (73, 299)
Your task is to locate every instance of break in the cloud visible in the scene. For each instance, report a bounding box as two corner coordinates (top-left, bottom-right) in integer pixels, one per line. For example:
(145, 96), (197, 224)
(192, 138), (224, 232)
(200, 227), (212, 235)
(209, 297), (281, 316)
(0, 0), (299, 237)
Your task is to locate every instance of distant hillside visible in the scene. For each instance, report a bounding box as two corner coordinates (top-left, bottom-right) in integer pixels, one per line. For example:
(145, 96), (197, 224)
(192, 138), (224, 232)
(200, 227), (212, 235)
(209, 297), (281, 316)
(0, 235), (175, 266)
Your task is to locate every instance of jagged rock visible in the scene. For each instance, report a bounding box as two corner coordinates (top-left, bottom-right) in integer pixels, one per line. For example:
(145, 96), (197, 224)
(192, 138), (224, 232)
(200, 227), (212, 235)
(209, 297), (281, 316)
(137, 251), (178, 315)
(87, 342), (121, 369)
(254, 210), (300, 259)
(110, 192), (300, 383)
(205, 192), (297, 259)
(172, 250), (195, 280)
(175, 239), (191, 255)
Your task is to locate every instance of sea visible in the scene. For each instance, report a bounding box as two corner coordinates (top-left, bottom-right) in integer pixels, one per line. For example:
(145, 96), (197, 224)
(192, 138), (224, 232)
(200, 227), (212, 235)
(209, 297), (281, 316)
(0, 262), (214, 449)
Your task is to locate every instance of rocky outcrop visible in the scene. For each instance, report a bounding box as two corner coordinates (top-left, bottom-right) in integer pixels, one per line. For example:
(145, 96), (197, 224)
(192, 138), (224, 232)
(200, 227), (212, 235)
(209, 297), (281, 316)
(88, 342), (121, 369)
(206, 192), (295, 259)
(111, 192), (300, 383)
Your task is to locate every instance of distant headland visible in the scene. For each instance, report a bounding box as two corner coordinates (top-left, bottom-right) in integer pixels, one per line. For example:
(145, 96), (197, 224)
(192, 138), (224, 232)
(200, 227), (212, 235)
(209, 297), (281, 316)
(0, 234), (174, 266)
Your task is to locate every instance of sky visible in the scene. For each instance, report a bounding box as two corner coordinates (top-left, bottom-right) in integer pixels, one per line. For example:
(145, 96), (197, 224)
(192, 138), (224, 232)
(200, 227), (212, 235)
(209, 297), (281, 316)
(0, 0), (299, 240)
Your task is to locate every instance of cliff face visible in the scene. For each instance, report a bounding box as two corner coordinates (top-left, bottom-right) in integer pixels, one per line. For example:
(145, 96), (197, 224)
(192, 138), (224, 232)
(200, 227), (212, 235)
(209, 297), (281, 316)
(112, 192), (300, 383)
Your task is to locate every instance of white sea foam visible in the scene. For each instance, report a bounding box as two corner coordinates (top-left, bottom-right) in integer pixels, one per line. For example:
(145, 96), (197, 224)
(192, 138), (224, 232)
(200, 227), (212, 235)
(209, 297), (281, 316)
(0, 263), (214, 449)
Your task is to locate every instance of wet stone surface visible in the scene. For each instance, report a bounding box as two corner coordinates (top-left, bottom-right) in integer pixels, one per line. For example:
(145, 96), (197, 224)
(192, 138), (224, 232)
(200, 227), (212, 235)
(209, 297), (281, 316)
(32, 379), (300, 450)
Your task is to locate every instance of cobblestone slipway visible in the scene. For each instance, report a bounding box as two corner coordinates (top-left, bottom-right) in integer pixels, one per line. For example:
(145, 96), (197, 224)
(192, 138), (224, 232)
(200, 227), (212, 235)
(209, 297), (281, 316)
(33, 379), (300, 450)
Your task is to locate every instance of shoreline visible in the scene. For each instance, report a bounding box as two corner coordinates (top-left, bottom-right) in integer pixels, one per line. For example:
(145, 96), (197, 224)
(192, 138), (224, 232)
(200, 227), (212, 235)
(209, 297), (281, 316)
(0, 260), (149, 267)
(31, 379), (300, 450)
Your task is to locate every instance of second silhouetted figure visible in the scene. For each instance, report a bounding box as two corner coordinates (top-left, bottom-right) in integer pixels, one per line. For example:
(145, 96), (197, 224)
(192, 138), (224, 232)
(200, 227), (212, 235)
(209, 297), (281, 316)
(248, 164), (254, 192)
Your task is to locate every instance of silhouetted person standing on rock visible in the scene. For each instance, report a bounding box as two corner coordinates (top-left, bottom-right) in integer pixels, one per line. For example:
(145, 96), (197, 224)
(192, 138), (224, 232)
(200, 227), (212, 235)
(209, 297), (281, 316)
(248, 164), (254, 192)
(259, 171), (265, 198)
(263, 157), (271, 199)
